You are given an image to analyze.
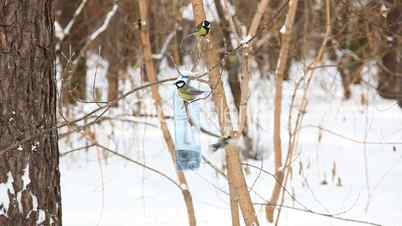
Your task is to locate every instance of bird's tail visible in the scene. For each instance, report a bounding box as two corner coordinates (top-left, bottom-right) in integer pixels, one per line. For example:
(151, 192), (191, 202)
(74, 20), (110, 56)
(210, 136), (231, 152)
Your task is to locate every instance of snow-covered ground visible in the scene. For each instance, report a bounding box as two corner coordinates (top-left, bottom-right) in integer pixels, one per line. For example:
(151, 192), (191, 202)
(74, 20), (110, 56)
(59, 55), (402, 226)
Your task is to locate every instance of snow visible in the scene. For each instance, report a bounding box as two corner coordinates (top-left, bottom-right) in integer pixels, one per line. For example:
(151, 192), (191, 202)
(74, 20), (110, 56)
(21, 164), (31, 190)
(181, 0), (219, 22)
(50, 35), (402, 226)
(31, 141), (40, 151)
(36, 209), (46, 224)
(279, 22), (287, 34)
(16, 164), (31, 213)
(381, 4), (389, 18)
(31, 193), (38, 211)
(0, 172), (14, 216)
(54, 21), (65, 40)
(240, 35), (252, 46)
(280, 17), (288, 34)
(180, 184), (189, 191)
(386, 36), (394, 42)
(26, 193), (39, 219)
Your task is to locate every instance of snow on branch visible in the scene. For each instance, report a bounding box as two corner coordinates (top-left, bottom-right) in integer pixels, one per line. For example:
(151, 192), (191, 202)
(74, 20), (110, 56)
(67, 3), (119, 82)
(89, 3), (119, 41)
(55, 0), (88, 41)
(239, 35), (252, 46)
(65, 0), (88, 35)
(279, 17), (288, 34)
(152, 30), (177, 60)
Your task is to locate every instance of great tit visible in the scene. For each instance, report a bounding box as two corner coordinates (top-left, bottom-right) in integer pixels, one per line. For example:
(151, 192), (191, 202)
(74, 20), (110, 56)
(192, 20), (211, 37)
(211, 136), (232, 152)
(210, 135), (261, 160)
(175, 80), (205, 102)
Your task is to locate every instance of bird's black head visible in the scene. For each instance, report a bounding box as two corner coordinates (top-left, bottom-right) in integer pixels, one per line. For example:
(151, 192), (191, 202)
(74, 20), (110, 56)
(175, 80), (186, 88)
(202, 20), (211, 29)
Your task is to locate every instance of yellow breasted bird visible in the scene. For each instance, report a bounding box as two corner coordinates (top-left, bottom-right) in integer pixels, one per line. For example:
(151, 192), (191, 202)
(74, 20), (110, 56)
(192, 20), (211, 37)
(179, 20), (211, 52)
(175, 80), (205, 102)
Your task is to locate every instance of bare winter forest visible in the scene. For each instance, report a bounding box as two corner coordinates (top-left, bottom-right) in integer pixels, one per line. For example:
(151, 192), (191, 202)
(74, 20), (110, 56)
(1, 0), (402, 226)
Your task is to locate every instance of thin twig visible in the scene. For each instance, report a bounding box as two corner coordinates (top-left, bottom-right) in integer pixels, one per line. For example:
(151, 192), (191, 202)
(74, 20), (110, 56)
(61, 143), (97, 157)
(93, 143), (182, 189)
(254, 203), (382, 226)
(301, 125), (402, 145)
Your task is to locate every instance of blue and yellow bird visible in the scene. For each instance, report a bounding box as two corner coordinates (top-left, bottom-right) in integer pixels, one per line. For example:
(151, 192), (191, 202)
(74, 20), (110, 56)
(175, 80), (205, 102)
(192, 20), (211, 37)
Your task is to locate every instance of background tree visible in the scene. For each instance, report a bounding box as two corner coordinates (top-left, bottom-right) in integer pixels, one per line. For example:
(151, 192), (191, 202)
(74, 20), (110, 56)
(0, 0), (62, 225)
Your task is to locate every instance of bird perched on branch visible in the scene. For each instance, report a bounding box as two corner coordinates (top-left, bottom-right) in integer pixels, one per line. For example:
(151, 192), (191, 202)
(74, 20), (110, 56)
(179, 20), (211, 56)
(182, 19), (211, 40)
(192, 20), (211, 37)
(175, 80), (205, 102)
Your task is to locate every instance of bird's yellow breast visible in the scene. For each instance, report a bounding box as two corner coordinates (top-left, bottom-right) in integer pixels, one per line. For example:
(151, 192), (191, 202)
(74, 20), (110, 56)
(177, 88), (195, 102)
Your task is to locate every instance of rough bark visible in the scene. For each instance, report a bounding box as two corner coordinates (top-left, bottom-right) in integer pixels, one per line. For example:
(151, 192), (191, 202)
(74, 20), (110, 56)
(191, 1), (259, 226)
(0, 0), (62, 225)
(138, 1), (197, 226)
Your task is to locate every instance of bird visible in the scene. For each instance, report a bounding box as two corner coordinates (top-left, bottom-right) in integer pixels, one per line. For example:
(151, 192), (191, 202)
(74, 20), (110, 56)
(179, 20), (211, 55)
(210, 135), (263, 161)
(192, 20), (211, 37)
(175, 80), (205, 102)
(210, 136), (232, 152)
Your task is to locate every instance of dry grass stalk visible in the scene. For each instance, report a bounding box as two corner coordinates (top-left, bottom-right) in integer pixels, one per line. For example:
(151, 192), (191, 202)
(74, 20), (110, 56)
(266, 0), (299, 223)
(138, 0), (196, 225)
(272, 0), (332, 225)
(238, 0), (270, 137)
(191, 1), (259, 225)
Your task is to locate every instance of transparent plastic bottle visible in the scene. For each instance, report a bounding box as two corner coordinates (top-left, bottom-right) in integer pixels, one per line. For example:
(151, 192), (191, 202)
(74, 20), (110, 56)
(174, 89), (201, 170)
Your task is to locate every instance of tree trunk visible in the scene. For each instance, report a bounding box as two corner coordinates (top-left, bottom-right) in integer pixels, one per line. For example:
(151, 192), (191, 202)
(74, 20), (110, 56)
(107, 64), (119, 107)
(171, 0), (184, 66)
(377, 3), (402, 104)
(0, 1), (62, 225)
